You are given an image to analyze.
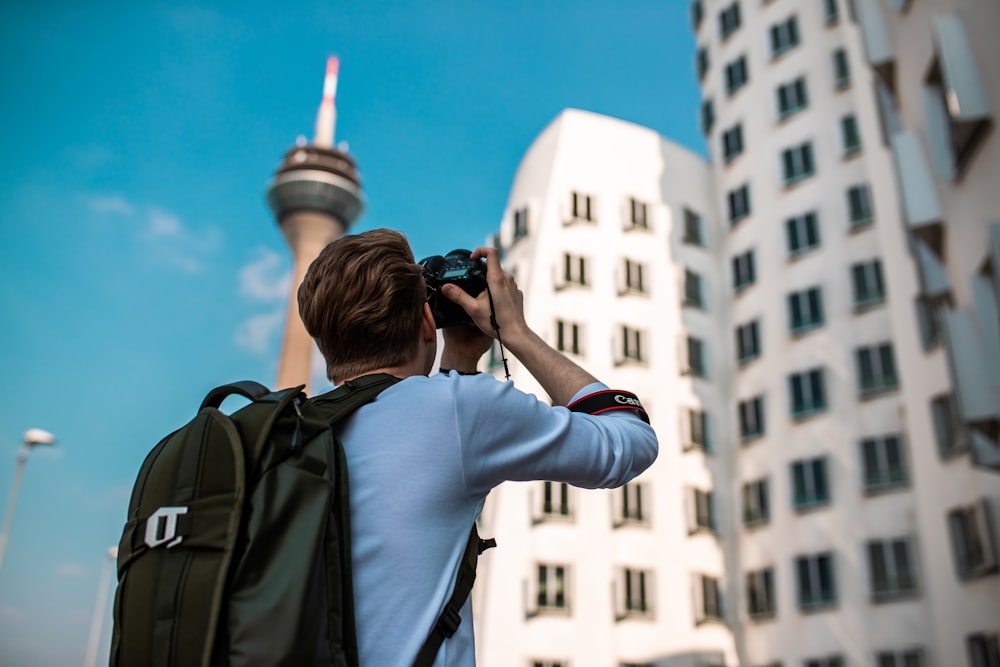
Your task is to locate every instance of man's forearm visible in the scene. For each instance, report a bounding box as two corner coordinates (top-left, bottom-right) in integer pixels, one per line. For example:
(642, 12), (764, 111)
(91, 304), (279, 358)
(503, 327), (599, 406)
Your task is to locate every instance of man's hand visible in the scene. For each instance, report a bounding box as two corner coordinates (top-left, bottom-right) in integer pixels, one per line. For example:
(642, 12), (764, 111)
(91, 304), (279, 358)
(441, 246), (599, 403)
(440, 247), (528, 346)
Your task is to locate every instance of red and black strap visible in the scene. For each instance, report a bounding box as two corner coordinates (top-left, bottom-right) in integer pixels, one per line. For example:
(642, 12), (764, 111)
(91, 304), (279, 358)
(568, 390), (649, 424)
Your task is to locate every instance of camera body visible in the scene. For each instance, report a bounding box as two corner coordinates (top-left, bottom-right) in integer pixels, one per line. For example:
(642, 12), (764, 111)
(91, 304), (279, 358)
(420, 249), (487, 328)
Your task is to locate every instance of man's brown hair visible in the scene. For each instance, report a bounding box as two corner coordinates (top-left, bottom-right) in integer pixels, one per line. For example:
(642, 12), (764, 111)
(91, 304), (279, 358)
(298, 228), (426, 382)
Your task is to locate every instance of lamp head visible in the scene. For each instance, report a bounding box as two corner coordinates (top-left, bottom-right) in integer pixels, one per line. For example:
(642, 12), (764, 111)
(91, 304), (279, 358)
(23, 429), (55, 447)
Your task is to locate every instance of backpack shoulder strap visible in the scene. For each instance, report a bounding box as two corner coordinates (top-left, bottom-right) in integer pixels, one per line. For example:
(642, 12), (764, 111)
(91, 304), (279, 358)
(307, 373), (402, 423)
(412, 524), (496, 667)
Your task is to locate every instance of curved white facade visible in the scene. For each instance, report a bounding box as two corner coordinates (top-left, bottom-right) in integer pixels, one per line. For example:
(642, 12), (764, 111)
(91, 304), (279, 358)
(471, 2), (999, 663)
(474, 109), (737, 667)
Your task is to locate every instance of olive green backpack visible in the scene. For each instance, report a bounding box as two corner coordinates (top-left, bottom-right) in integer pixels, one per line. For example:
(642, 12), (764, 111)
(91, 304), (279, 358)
(111, 373), (492, 667)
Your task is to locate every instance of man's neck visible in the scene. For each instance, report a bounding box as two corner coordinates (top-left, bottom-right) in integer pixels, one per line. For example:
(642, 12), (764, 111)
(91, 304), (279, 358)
(336, 360), (427, 385)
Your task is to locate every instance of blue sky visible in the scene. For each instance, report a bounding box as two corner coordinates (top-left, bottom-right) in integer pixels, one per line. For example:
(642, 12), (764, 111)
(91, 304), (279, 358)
(0, 2), (701, 664)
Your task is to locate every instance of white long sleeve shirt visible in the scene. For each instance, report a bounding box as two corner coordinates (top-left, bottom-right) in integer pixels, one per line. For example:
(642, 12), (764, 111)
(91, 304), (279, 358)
(333, 371), (659, 666)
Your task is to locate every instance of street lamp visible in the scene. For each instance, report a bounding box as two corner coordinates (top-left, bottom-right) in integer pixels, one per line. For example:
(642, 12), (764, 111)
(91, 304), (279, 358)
(0, 428), (56, 574)
(84, 546), (118, 667)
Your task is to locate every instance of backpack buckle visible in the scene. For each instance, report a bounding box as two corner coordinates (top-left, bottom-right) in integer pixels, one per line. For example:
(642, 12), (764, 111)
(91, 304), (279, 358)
(436, 605), (462, 638)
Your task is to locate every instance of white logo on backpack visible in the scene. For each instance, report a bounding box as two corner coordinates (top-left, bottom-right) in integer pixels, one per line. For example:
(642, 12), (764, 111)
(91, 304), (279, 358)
(144, 506), (189, 549)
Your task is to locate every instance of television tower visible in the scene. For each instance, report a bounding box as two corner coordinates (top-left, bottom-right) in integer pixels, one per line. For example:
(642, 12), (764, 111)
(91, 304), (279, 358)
(266, 56), (364, 392)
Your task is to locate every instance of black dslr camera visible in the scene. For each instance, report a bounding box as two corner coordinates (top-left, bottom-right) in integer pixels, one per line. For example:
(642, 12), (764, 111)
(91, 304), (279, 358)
(419, 249), (487, 328)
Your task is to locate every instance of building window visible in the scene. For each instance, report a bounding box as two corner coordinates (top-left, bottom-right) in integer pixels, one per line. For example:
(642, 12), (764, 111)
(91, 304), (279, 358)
(696, 46), (709, 82)
(781, 141), (816, 185)
(622, 258), (647, 294)
(683, 408), (711, 453)
(539, 481), (571, 519)
(777, 76), (809, 118)
(947, 500), (998, 580)
(847, 183), (874, 228)
(796, 552), (836, 609)
(861, 434), (908, 492)
(746, 567), (776, 619)
(915, 296), (944, 350)
(769, 16), (800, 57)
(966, 633), (1000, 667)
(555, 319), (582, 355)
(789, 368), (827, 417)
(620, 326), (645, 364)
(867, 537), (919, 600)
(683, 207), (704, 245)
(852, 259), (885, 306)
(833, 48), (850, 88)
(570, 191), (594, 222)
(617, 568), (653, 618)
(692, 0), (704, 30)
(856, 342), (899, 396)
(718, 1), (742, 40)
(689, 488), (716, 533)
(804, 656), (844, 667)
(735, 319), (760, 364)
(695, 574), (724, 623)
(724, 55), (749, 96)
(787, 286), (824, 333)
(619, 482), (647, 525)
(732, 249), (756, 291)
(722, 123), (744, 163)
(627, 198), (649, 230)
(561, 253), (588, 287)
(791, 457), (830, 510)
(485, 340), (505, 372)
(727, 183), (751, 224)
(535, 563), (568, 612)
(743, 477), (770, 526)
(875, 649), (926, 667)
(683, 268), (704, 308)
(841, 113), (862, 155)
(513, 206), (529, 241)
(824, 0), (839, 24)
(682, 336), (707, 378)
(786, 211), (820, 256)
(931, 393), (966, 459)
(738, 395), (765, 440)
(701, 98), (715, 136)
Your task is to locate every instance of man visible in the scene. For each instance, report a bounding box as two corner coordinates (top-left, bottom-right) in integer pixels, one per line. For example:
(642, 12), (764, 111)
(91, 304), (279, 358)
(297, 228), (658, 666)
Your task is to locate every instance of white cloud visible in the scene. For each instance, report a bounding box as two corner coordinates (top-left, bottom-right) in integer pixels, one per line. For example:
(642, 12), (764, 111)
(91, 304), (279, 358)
(55, 562), (86, 577)
(139, 206), (223, 274)
(235, 309), (285, 355)
(86, 194), (135, 216)
(0, 605), (24, 621)
(239, 248), (291, 302)
(148, 207), (183, 237)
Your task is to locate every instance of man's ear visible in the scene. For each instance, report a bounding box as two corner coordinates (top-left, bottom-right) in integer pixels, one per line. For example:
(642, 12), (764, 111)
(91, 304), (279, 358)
(421, 302), (437, 342)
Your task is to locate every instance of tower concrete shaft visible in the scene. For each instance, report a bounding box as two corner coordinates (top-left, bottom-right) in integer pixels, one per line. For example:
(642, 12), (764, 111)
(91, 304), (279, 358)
(266, 56), (364, 393)
(274, 212), (346, 391)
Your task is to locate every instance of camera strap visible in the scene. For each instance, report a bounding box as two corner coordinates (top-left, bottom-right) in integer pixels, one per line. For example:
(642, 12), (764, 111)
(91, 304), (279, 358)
(568, 390), (650, 424)
(485, 284), (511, 381)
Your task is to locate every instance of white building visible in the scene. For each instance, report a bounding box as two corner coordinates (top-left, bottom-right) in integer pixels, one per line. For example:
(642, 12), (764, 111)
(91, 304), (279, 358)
(473, 1), (999, 665)
(474, 108), (738, 667)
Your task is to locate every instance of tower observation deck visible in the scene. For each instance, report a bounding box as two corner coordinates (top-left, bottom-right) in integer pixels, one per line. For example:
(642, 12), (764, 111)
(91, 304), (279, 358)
(266, 56), (364, 392)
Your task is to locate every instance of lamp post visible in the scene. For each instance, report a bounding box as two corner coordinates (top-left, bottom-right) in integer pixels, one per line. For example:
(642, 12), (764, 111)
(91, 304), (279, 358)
(84, 546), (118, 667)
(0, 428), (56, 574)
